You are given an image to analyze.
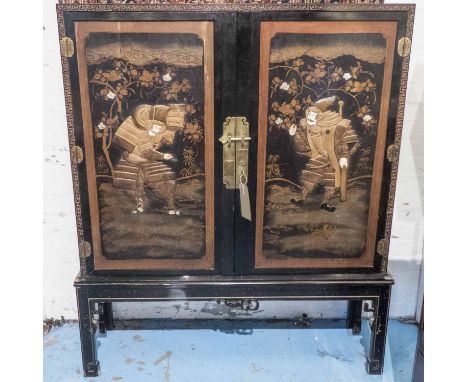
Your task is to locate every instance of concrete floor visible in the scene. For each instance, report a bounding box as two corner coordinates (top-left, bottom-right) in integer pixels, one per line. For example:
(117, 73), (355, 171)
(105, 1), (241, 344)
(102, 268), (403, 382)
(43, 319), (417, 382)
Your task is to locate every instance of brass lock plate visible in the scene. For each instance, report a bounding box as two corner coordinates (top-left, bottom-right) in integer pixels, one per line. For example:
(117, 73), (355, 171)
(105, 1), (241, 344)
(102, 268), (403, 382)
(219, 117), (250, 189)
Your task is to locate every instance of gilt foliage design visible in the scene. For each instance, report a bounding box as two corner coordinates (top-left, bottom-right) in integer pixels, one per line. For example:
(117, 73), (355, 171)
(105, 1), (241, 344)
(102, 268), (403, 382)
(88, 58), (205, 177)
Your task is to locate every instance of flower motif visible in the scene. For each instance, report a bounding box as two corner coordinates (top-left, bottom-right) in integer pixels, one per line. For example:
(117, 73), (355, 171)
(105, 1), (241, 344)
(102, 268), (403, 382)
(277, 99), (302, 117)
(303, 96), (314, 106)
(356, 105), (371, 118)
(106, 90), (116, 100)
(331, 67), (344, 82)
(343, 80), (353, 92)
(286, 79), (299, 95)
(115, 85), (128, 100)
(269, 115), (291, 130)
(163, 67), (177, 82)
(184, 121), (202, 143)
(313, 62), (326, 78)
(164, 81), (182, 100)
(292, 58), (304, 68)
(117, 61), (138, 78)
(364, 79), (376, 92)
(278, 103), (295, 117)
(271, 77), (282, 89)
(343, 72), (352, 81)
(290, 99), (302, 110)
(268, 115), (285, 129)
(93, 69), (106, 82)
(280, 82), (290, 91)
(303, 62), (326, 84)
(344, 80), (366, 93)
(102, 70), (121, 82)
(139, 70), (158, 87)
(185, 104), (197, 114)
(128, 68), (138, 78)
(180, 79), (191, 93)
(97, 122), (106, 130)
(350, 62), (362, 79)
(361, 113), (376, 131)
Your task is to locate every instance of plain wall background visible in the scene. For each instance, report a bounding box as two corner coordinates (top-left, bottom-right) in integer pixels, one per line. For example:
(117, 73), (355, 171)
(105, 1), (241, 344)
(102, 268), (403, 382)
(43, 0), (423, 320)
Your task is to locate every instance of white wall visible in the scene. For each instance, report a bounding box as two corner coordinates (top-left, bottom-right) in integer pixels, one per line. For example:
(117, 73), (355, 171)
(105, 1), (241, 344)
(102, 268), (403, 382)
(44, 0), (82, 319)
(43, 0), (423, 320)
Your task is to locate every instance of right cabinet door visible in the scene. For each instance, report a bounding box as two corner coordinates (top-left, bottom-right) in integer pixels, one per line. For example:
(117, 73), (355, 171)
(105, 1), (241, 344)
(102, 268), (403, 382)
(237, 7), (414, 273)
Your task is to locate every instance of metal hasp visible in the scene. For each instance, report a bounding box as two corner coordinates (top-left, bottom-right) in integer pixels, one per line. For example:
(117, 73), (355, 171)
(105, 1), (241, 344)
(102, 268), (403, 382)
(219, 116), (251, 189)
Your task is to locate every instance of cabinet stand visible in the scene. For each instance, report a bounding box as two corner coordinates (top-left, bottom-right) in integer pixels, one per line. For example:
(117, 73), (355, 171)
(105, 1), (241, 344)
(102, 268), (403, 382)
(75, 273), (393, 377)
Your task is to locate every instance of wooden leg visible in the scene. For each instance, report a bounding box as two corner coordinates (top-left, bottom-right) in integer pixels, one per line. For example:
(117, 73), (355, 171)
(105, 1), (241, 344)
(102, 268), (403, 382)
(98, 302), (114, 334)
(76, 288), (100, 377)
(366, 287), (391, 375)
(346, 300), (362, 335)
(104, 302), (114, 329)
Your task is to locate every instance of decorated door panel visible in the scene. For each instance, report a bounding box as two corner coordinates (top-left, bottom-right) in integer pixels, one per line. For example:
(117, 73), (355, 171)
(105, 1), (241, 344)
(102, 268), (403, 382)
(234, 9), (413, 273)
(60, 10), (236, 273)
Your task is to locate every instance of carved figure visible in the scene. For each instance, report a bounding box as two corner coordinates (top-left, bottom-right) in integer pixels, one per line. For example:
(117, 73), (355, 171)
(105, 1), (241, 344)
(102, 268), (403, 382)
(112, 104), (186, 214)
(289, 96), (358, 211)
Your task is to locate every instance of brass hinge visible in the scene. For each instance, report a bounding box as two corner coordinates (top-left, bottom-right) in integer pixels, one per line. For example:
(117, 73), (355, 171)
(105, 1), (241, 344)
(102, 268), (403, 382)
(60, 36), (75, 58)
(78, 240), (92, 259)
(71, 146), (83, 165)
(397, 37), (412, 58)
(377, 239), (389, 257)
(377, 239), (389, 271)
(386, 144), (399, 163)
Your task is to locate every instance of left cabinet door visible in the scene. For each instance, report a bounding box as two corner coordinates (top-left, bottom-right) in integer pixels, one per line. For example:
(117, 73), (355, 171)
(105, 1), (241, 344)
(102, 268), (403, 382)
(58, 9), (236, 274)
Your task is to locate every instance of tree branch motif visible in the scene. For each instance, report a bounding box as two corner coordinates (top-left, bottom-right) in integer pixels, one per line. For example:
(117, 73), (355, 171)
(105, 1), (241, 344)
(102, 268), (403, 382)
(267, 56), (382, 181)
(89, 59), (204, 178)
(268, 58), (379, 133)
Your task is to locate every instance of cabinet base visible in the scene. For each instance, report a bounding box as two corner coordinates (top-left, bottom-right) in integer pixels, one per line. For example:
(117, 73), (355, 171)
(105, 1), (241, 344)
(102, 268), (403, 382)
(75, 273), (393, 376)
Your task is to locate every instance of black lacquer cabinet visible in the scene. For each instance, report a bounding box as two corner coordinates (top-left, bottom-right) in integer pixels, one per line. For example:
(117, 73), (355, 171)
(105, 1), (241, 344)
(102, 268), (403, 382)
(56, 2), (415, 376)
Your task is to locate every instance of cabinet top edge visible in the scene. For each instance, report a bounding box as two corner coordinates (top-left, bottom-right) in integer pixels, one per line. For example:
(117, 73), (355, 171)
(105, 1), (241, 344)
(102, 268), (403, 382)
(56, 3), (416, 14)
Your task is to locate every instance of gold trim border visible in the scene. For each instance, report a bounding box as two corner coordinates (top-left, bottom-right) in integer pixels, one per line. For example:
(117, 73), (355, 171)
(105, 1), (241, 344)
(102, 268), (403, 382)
(57, 8), (87, 272)
(381, 5), (415, 272)
(57, 3), (414, 12)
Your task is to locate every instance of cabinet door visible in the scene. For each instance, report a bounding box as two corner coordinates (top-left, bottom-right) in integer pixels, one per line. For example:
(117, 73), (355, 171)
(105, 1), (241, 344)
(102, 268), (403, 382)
(235, 7), (414, 273)
(59, 10), (236, 273)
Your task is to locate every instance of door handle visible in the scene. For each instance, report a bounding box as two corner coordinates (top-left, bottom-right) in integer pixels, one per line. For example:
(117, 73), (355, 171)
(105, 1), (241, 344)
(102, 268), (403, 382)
(218, 117), (251, 190)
